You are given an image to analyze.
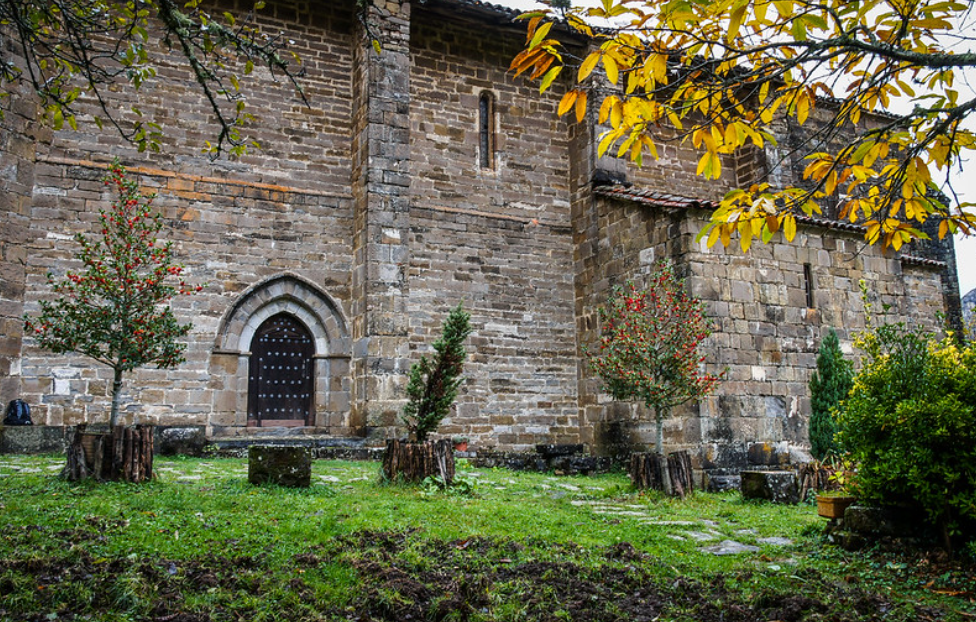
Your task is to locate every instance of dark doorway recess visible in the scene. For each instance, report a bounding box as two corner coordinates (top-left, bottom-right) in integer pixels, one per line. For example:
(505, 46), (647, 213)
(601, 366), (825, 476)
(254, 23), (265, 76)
(248, 313), (315, 427)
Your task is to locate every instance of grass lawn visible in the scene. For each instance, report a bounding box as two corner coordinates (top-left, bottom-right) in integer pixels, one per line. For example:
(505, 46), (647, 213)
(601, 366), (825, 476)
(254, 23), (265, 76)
(1, 454), (973, 621)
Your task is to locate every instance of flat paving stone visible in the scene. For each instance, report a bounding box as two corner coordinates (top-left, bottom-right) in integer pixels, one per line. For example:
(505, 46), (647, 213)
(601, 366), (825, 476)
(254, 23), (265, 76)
(700, 540), (761, 555)
(642, 520), (698, 526)
(735, 528), (759, 536)
(757, 537), (793, 546)
(682, 530), (721, 542)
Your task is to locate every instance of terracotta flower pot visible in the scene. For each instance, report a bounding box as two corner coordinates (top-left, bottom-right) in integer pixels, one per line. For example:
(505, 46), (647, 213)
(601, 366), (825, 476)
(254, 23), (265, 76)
(816, 494), (857, 519)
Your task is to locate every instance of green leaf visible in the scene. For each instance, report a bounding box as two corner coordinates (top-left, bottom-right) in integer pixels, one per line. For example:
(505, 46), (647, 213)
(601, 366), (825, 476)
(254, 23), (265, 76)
(539, 66), (561, 93)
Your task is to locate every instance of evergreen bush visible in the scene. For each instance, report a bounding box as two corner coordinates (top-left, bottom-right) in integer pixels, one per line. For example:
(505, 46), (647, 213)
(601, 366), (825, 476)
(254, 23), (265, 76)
(401, 304), (473, 443)
(837, 321), (976, 552)
(808, 329), (853, 460)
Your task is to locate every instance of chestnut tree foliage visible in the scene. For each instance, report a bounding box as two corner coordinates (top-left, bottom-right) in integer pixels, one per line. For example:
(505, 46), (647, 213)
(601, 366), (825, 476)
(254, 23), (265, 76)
(589, 261), (723, 454)
(25, 161), (201, 428)
(511, 0), (976, 251)
(0, 0), (307, 157)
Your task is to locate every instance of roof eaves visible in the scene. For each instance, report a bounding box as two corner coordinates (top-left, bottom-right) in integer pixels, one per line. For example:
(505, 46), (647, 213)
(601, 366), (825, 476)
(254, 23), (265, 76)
(595, 183), (868, 234)
(899, 254), (947, 269)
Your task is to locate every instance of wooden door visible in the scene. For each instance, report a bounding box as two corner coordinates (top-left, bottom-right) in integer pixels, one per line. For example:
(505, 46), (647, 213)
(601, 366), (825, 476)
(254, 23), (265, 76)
(248, 314), (315, 427)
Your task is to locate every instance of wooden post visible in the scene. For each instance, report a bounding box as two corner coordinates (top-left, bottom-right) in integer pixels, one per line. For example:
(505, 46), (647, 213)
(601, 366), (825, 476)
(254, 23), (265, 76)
(382, 439), (455, 486)
(63, 424), (154, 483)
(629, 450), (694, 498)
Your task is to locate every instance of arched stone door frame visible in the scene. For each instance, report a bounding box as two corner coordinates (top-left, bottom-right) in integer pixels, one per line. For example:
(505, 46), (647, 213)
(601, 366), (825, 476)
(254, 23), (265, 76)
(209, 274), (352, 435)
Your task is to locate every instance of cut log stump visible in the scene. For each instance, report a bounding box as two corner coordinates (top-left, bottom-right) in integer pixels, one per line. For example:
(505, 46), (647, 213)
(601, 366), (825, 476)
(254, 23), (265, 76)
(382, 439), (455, 486)
(64, 424), (154, 483)
(248, 445), (312, 488)
(629, 450), (694, 498)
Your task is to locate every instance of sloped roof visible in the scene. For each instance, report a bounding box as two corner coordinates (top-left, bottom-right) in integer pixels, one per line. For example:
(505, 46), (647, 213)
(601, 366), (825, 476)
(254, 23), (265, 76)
(594, 184), (948, 268)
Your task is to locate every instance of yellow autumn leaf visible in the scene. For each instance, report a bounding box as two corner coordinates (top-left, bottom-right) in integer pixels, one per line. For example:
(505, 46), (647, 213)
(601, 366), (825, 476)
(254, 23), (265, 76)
(604, 55), (619, 84)
(575, 90), (588, 122)
(579, 52), (601, 82)
(783, 214), (797, 241)
(557, 90), (578, 116)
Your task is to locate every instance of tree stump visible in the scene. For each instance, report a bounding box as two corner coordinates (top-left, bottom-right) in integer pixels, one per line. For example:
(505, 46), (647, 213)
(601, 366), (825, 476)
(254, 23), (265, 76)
(797, 461), (838, 501)
(382, 439), (455, 486)
(248, 446), (312, 488)
(629, 450), (694, 497)
(64, 424), (154, 483)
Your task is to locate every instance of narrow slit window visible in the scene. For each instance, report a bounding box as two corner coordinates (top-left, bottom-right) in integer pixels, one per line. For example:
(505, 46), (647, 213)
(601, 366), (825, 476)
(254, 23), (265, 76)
(803, 263), (815, 309)
(479, 92), (495, 169)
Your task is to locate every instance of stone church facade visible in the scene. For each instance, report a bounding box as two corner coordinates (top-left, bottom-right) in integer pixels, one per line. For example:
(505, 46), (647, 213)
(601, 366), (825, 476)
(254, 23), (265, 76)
(0, 0), (959, 466)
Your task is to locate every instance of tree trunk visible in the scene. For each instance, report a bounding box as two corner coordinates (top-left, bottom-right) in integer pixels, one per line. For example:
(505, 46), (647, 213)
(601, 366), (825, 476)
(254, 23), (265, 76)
(654, 407), (665, 455)
(629, 450), (694, 498)
(109, 369), (124, 428)
(382, 439), (455, 486)
(63, 424), (154, 483)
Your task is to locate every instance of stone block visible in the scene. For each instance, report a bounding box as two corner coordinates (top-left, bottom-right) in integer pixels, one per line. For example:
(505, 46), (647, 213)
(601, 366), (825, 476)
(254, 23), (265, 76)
(747, 441), (790, 466)
(157, 426), (207, 457)
(705, 473), (741, 492)
(843, 505), (927, 538)
(0, 425), (67, 454)
(248, 445), (312, 488)
(740, 470), (799, 504)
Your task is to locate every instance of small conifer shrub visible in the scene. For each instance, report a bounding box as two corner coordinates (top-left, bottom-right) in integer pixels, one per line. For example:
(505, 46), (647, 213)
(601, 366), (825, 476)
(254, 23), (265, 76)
(808, 329), (854, 460)
(402, 304), (473, 443)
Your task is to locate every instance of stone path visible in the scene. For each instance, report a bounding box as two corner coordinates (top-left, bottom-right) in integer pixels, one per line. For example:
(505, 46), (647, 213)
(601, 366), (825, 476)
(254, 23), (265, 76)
(570, 499), (794, 556)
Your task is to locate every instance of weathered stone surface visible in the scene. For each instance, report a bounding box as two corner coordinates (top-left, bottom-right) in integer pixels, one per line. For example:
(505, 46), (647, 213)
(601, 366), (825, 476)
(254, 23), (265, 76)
(843, 505), (927, 537)
(536, 444), (584, 458)
(0, 425), (66, 454)
(747, 442), (790, 466)
(705, 473), (741, 492)
(471, 451), (612, 476)
(740, 470), (799, 504)
(700, 540), (761, 556)
(248, 446), (312, 488)
(157, 426), (207, 457)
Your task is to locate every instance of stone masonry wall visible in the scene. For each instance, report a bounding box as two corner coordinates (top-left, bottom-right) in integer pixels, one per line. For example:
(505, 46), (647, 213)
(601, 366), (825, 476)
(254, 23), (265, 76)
(403, 6), (580, 450)
(0, 37), (43, 408)
(408, 210), (579, 451)
(579, 195), (948, 467)
(19, 160), (355, 428)
(16, 1), (358, 429)
(409, 8), (573, 220)
(350, 0), (414, 437)
(38, 0), (356, 191)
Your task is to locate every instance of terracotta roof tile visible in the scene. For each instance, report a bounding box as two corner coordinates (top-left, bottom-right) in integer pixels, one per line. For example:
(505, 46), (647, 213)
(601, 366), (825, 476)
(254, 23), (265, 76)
(899, 254), (947, 269)
(595, 184), (868, 233)
(595, 183), (949, 269)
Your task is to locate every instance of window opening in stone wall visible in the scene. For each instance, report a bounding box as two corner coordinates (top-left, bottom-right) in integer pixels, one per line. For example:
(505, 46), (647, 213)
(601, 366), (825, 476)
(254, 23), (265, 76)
(803, 263), (815, 309)
(479, 91), (495, 169)
(248, 313), (315, 427)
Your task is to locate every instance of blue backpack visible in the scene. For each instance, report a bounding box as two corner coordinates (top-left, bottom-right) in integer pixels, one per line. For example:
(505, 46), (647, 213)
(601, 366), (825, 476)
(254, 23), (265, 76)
(3, 399), (32, 426)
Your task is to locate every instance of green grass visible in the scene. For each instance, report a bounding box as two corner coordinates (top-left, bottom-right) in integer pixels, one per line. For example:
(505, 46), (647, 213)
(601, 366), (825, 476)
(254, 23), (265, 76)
(0, 454), (973, 621)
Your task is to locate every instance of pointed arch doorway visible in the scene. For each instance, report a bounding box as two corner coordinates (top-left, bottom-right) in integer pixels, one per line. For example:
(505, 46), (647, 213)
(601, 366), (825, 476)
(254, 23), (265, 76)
(247, 313), (315, 427)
